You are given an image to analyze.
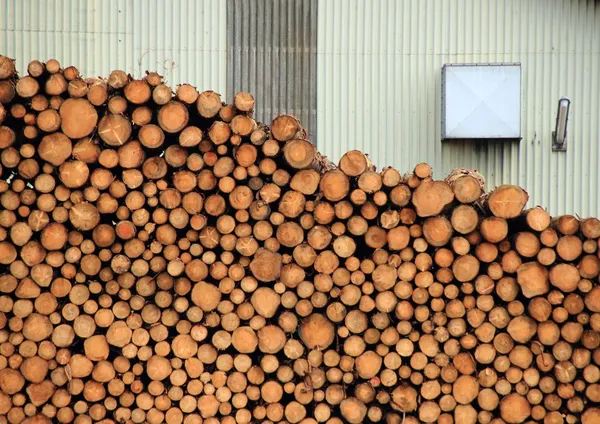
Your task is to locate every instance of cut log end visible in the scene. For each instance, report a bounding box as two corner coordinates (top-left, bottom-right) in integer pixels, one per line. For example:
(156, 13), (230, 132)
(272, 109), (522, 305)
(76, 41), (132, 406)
(488, 185), (529, 219)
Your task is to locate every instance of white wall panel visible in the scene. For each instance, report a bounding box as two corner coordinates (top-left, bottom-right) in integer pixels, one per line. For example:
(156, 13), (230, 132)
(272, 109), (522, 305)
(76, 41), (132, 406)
(317, 0), (600, 216)
(0, 0), (227, 93)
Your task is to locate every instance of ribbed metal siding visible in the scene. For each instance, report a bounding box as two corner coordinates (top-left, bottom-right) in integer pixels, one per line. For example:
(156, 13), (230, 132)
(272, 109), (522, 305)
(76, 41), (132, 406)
(227, 0), (317, 141)
(318, 0), (600, 216)
(0, 0), (227, 93)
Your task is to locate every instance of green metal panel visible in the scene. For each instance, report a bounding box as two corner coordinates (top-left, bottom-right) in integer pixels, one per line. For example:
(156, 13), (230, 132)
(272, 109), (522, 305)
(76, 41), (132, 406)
(317, 0), (600, 216)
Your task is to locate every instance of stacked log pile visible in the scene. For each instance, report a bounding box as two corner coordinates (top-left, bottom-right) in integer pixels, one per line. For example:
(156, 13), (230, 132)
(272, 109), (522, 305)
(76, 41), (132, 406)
(0, 55), (599, 424)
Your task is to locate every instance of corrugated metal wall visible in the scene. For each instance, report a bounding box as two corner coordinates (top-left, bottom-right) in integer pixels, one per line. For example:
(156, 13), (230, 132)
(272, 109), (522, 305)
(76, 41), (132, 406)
(317, 0), (600, 216)
(0, 0), (227, 93)
(227, 0), (317, 141)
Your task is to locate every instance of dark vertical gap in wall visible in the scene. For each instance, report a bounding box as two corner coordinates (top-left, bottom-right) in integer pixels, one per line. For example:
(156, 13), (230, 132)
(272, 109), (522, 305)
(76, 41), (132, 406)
(226, 0), (318, 144)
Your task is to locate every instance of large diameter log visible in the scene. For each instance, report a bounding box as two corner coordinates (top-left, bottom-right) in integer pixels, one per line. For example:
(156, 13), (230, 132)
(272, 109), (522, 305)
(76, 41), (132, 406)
(340, 398), (367, 424)
(487, 185), (529, 218)
(299, 314), (335, 349)
(59, 98), (98, 139)
(196, 90), (222, 118)
(234, 92), (255, 112)
(412, 181), (454, 217)
(526, 207), (551, 231)
(320, 170), (350, 202)
(98, 114), (132, 146)
(516, 262), (549, 298)
(249, 248), (282, 282)
(423, 217), (453, 247)
(0, 55), (16, 79)
(446, 171), (484, 204)
(271, 115), (301, 141)
(500, 394), (531, 423)
(158, 101), (189, 133)
(283, 139), (316, 169)
(38, 133), (72, 166)
(339, 150), (368, 176)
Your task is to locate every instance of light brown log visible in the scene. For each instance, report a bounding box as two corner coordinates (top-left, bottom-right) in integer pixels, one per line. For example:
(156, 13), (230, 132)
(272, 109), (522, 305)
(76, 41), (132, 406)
(58, 98), (98, 139)
(16, 76), (40, 98)
(487, 185), (529, 218)
(230, 114), (255, 136)
(124, 79), (151, 104)
(0, 56), (15, 79)
(526, 207), (551, 231)
(249, 248), (282, 282)
(283, 139), (316, 169)
(38, 133), (72, 166)
(452, 254), (480, 282)
(340, 398), (367, 424)
(412, 181), (454, 217)
(196, 90), (222, 118)
(208, 121), (231, 145)
(422, 217), (453, 247)
(517, 262), (549, 298)
(59, 160), (89, 188)
(0, 80), (15, 104)
(448, 173), (484, 204)
(271, 115), (300, 141)
(320, 170), (350, 202)
(299, 314), (335, 349)
(339, 151), (368, 177)
(556, 235), (583, 261)
(87, 80), (108, 106)
(176, 84), (199, 104)
(514, 232), (541, 258)
(98, 114), (132, 146)
(27, 60), (44, 77)
(549, 263), (580, 292)
(152, 83), (172, 105)
(158, 101), (189, 133)
(36, 109), (61, 133)
(450, 205), (479, 235)
(45, 73), (68, 95)
(500, 393), (531, 423)
(357, 171), (382, 194)
(553, 214), (580, 235)
(234, 92), (255, 112)
(480, 217), (508, 243)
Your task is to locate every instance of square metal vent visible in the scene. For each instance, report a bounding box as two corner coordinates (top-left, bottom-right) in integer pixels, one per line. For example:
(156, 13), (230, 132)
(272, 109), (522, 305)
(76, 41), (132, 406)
(442, 63), (521, 139)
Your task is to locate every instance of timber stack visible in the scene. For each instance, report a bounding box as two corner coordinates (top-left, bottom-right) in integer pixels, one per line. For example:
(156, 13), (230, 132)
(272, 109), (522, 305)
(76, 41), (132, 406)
(0, 55), (599, 424)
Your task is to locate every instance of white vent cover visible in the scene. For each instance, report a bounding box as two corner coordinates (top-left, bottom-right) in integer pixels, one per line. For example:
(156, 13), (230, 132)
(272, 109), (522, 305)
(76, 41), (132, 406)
(442, 64), (521, 139)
